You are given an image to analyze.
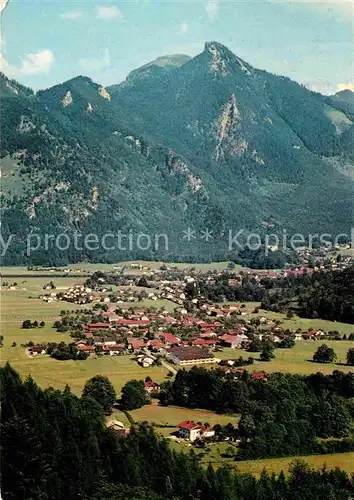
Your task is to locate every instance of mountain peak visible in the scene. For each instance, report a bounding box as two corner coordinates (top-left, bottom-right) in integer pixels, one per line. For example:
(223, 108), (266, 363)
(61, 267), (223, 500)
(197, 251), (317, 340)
(203, 41), (253, 77)
(204, 41), (230, 53)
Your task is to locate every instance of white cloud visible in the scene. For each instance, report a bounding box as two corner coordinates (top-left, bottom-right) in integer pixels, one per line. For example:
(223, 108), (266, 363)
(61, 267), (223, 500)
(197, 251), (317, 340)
(20, 49), (54, 75)
(60, 10), (83, 20)
(205, 0), (219, 21)
(178, 22), (189, 34)
(96, 5), (123, 21)
(79, 49), (111, 71)
(3, 49), (55, 77)
(337, 83), (354, 92)
(271, 0), (354, 18)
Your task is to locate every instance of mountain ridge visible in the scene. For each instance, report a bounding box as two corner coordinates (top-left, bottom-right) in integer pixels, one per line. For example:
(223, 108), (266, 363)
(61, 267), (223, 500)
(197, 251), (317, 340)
(1, 42), (353, 265)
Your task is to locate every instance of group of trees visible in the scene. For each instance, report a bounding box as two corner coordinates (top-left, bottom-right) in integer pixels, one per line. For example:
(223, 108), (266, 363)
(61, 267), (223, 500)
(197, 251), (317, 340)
(47, 342), (89, 361)
(158, 367), (354, 460)
(219, 357), (254, 368)
(22, 319), (45, 329)
(121, 379), (150, 410)
(247, 336), (295, 362)
(2, 363), (354, 500)
(185, 274), (266, 303)
(313, 344), (354, 366)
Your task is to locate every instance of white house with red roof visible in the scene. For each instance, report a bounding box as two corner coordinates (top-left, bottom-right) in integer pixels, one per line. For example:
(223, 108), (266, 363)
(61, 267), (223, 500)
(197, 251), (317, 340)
(178, 420), (215, 441)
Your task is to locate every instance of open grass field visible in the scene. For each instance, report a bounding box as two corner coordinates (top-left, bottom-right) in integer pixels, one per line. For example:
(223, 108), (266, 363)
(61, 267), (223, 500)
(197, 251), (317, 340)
(233, 452), (354, 477)
(168, 441), (354, 477)
(226, 301), (354, 336)
(1, 261), (241, 276)
(1, 350), (169, 396)
(216, 340), (354, 375)
(67, 261), (237, 273)
(129, 401), (238, 429)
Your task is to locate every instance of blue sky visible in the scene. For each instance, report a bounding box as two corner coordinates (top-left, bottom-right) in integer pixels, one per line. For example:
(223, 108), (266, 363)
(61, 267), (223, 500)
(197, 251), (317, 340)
(0, 0), (353, 94)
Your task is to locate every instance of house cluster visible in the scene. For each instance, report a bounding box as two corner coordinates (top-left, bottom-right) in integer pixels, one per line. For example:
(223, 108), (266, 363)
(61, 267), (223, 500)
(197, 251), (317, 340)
(48, 294), (332, 364)
(39, 284), (160, 304)
(72, 303), (257, 360)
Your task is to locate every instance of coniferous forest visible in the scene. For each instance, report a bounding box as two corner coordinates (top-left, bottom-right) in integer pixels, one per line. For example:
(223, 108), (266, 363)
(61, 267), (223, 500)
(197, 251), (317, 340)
(2, 363), (354, 500)
(261, 267), (354, 323)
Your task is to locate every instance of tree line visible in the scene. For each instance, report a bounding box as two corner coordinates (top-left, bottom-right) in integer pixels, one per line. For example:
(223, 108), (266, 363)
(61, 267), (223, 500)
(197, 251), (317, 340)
(2, 363), (354, 500)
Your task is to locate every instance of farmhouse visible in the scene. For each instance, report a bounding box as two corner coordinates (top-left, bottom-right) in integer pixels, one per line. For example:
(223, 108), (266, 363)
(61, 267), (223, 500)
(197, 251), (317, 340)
(84, 322), (111, 333)
(169, 346), (216, 366)
(144, 380), (160, 393)
(159, 332), (180, 346)
(128, 338), (145, 351)
(219, 334), (247, 349)
(178, 420), (215, 441)
(106, 420), (130, 437)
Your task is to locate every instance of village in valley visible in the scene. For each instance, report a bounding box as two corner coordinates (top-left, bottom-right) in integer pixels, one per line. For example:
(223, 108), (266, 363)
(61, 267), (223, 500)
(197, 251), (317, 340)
(1, 254), (354, 473)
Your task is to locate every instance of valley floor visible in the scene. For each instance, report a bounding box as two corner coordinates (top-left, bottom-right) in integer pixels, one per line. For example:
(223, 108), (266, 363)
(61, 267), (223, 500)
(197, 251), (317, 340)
(1, 265), (354, 478)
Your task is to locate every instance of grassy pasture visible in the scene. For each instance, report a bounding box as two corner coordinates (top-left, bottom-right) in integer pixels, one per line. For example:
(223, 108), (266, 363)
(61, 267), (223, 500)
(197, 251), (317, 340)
(130, 402), (238, 429)
(168, 442), (354, 477)
(216, 340), (354, 375)
(3, 354), (168, 396)
(234, 452), (354, 477)
(226, 302), (354, 336)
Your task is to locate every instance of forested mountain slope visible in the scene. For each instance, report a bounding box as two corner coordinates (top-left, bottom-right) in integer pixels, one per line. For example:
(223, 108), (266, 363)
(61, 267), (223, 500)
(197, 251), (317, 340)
(1, 42), (353, 264)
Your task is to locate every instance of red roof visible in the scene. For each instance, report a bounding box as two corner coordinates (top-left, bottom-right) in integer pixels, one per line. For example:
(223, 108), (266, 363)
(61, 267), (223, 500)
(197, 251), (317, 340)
(230, 327), (245, 335)
(144, 380), (160, 390)
(150, 339), (164, 349)
(115, 319), (150, 325)
(129, 339), (145, 349)
(251, 372), (268, 381)
(103, 344), (125, 351)
(178, 420), (201, 431)
(193, 338), (217, 346)
(86, 322), (110, 330)
(219, 334), (237, 343)
(85, 332), (94, 339)
(198, 322), (220, 329)
(160, 332), (179, 344)
(78, 345), (95, 352)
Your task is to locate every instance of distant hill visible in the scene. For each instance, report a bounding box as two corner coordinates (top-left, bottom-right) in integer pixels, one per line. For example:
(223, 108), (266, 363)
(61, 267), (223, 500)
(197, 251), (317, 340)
(1, 43), (353, 265)
(126, 54), (191, 82)
(327, 89), (354, 119)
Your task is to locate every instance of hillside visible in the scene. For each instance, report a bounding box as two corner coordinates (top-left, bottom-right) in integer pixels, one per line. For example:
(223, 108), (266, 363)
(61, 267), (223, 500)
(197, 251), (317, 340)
(1, 43), (354, 265)
(261, 267), (354, 323)
(327, 90), (354, 120)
